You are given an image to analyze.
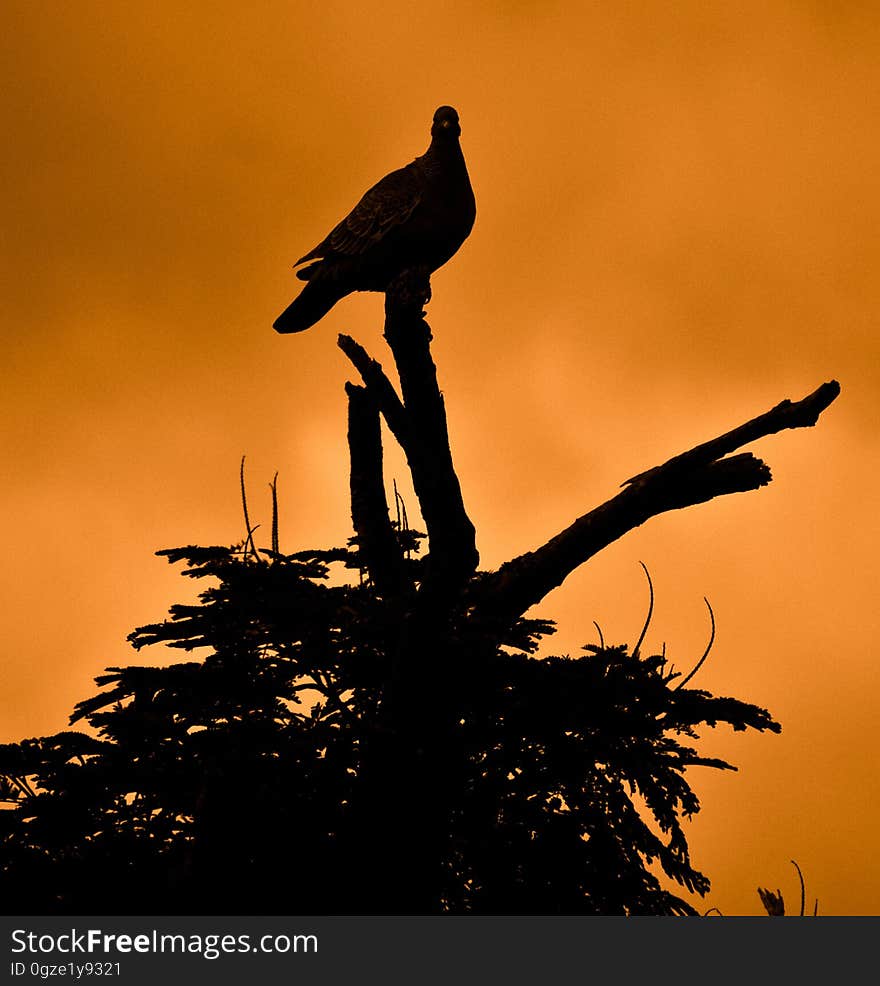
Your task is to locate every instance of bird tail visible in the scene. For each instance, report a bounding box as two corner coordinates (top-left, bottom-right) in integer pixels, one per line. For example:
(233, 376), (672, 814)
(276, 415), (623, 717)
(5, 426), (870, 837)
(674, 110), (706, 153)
(273, 278), (346, 334)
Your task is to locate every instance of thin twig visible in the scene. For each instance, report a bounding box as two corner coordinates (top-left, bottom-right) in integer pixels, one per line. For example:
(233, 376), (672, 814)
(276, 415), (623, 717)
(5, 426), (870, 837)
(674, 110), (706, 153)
(632, 561), (654, 657)
(270, 471), (280, 557)
(240, 456), (261, 562)
(675, 598), (716, 690)
(791, 859), (806, 917)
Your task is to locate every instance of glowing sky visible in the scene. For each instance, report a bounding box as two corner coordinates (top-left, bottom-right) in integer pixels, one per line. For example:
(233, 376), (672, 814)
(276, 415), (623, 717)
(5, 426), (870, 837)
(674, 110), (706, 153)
(2, 1), (878, 914)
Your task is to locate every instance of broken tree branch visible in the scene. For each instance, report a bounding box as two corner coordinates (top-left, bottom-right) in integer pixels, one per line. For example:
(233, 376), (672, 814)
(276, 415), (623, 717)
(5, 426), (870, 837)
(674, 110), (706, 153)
(345, 382), (409, 598)
(381, 272), (478, 591)
(624, 380), (840, 486)
(472, 380), (840, 632)
(338, 270), (478, 595)
(338, 334), (410, 449)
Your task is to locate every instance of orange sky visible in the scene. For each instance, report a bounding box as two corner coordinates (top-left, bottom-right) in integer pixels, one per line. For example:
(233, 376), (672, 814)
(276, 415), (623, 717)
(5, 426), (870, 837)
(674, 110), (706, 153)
(2, 1), (878, 915)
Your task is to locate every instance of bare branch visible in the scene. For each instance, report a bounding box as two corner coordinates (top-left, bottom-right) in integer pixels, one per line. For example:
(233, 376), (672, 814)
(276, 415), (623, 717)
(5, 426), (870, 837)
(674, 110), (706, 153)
(624, 380), (840, 487)
(340, 274), (478, 595)
(381, 273), (479, 590)
(338, 334), (410, 449)
(472, 381), (840, 630)
(345, 382), (409, 598)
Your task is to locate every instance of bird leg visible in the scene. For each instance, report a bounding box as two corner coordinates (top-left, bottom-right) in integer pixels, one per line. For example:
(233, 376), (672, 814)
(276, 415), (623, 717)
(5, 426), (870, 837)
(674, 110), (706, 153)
(385, 266), (432, 322)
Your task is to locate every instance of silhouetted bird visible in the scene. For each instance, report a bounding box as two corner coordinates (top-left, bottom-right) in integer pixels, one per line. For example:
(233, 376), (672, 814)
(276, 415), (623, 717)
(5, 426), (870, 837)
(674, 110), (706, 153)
(273, 106), (475, 334)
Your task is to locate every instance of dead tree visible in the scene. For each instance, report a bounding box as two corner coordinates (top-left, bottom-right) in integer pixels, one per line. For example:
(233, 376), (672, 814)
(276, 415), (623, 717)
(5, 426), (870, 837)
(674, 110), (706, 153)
(339, 268), (839, 912)
(0, 271), (839, 916)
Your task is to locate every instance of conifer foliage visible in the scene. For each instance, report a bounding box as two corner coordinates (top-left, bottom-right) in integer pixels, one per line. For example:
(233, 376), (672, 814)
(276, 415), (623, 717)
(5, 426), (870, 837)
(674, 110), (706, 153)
(0, 275), (838, 914)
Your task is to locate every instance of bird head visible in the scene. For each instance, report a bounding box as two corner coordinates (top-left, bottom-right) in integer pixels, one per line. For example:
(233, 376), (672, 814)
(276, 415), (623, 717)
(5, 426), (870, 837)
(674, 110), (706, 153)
(431, 106), (461, 138)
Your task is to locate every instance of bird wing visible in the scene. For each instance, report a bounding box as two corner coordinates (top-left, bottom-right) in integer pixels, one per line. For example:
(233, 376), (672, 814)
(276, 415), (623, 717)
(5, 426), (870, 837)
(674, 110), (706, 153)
(296, 162), (423, 265)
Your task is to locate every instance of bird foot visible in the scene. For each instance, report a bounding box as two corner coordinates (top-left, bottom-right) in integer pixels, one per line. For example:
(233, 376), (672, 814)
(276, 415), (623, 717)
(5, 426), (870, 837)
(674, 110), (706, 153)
(386, 267), (432, 318)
